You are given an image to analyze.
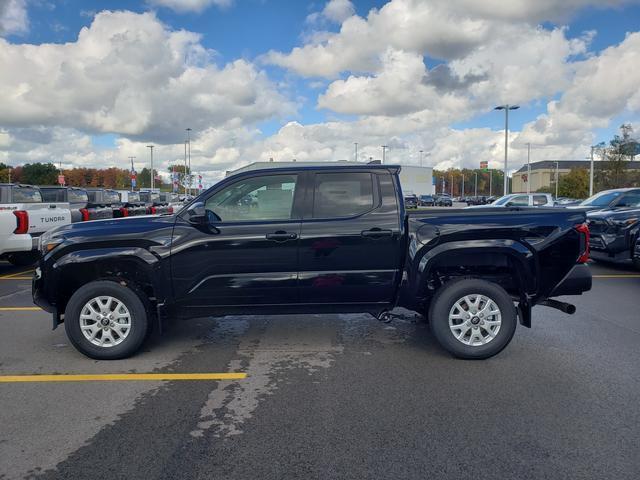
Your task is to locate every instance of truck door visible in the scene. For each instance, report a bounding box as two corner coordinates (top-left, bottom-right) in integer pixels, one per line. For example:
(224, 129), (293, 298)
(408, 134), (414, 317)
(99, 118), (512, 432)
(297, 170), (402, 305)
(171, 173), (302, 314)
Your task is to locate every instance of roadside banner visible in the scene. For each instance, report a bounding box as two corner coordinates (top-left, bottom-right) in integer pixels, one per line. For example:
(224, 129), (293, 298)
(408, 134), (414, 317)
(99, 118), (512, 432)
(480, 161), (488, 171)
(57, 174), (65, 186)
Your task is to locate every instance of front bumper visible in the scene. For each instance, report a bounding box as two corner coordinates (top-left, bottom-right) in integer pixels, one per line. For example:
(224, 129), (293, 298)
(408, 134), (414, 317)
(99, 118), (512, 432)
(549, 264), (592, 297)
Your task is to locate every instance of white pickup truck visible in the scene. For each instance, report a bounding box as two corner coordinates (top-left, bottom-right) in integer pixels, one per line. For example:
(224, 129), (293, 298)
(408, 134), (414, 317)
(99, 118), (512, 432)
(0, 184), (72, 266)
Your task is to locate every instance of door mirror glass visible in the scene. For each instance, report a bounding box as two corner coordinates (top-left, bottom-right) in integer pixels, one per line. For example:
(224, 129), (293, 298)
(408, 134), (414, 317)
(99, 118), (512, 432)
(186, 202), (207, 224)
(186, 202), (222, 225)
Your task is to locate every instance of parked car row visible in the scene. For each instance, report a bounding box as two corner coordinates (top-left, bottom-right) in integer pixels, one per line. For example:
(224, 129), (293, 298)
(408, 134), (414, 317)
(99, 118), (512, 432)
(1, 183), (182, 266)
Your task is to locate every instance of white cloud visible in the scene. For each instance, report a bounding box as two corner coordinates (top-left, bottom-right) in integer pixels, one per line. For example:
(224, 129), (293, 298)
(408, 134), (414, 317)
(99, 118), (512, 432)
(148, 0), (233, 14)
(0, 0), (28, 36)
(264, 0), (636, 79)
(0, 10), (293, 141)
(307, 0), (355, 24)
(520, 32), (640, 146)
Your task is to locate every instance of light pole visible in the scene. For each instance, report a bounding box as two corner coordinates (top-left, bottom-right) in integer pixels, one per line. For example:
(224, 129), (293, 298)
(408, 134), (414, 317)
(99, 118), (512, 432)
(526, 142), (531, 194)
(354, 142), (358, 162)
(555, 161), (559, 199)
(419, 150), (423, 167)
(146, 145), (154, 190)
(381, 145), (388, 164)
(450, 172), (454, 196)
(474, 171), (478, 197)
(186, 128), (192, 194)
(494, 104), (520, 195)
(461, 174), (465, 197)
(184, 140), (188, 195)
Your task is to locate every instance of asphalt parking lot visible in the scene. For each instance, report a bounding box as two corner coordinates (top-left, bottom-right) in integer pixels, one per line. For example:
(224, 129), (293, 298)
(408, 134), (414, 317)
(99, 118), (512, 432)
(1, 260), (639, 480)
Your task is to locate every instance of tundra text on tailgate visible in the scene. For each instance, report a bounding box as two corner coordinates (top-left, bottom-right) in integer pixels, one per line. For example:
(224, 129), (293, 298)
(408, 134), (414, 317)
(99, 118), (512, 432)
(33, 165), (592, 360)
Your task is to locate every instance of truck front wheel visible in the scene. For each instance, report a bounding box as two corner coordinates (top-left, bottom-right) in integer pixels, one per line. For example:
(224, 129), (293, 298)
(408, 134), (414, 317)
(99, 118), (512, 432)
(64, 280), (149, 360)
(428, 279), (517, 359)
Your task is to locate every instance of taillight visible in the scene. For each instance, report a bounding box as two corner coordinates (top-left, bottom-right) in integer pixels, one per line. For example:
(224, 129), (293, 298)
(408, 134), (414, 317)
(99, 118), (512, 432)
(167, 206), (174, 214)
(119, 207), (129, 217)
(79, 208), (90, 221)
(150, 206), (157, 214)
(575, 223), (590, 263)
(13, 210), (29, 234)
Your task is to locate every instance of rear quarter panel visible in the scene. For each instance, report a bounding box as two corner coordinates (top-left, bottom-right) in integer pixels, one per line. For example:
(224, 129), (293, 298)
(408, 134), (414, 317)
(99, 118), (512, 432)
(404, 208), (587, 306)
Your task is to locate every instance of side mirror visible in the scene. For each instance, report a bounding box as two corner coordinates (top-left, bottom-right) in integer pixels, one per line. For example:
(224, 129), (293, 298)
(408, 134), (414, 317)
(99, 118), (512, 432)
(186, 202), (207, 225)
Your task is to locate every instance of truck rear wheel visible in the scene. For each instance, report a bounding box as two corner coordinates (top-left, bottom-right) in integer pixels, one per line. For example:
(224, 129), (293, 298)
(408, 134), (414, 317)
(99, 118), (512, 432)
(64, 280), (149, 360)
(428, 279), (517, 359)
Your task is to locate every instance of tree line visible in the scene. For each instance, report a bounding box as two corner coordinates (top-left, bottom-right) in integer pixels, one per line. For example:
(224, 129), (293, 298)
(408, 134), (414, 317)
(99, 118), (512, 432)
(0, 162), (180, 191)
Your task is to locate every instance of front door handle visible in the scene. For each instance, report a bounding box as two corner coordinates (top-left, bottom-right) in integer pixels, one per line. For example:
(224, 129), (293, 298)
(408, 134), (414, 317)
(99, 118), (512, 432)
(266, 231), (298, 241)
(361, 228), (393, 238)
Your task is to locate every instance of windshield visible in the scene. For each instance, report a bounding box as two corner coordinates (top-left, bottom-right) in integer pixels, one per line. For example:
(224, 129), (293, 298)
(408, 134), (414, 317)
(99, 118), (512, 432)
(580, 191), (623, 207)
(127, 192), (141, 202)
(68, 189), (88, 203)
(12, 186), (43, 203)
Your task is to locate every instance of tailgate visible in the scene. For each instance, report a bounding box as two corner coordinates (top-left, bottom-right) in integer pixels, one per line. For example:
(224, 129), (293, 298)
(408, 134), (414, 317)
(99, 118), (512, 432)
(22, 205), (72, 234)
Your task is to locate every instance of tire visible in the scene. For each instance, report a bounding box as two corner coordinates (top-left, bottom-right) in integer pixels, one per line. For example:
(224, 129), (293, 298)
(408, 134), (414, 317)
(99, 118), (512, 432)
(64, 280), (149, 360)
(633, 256), (640, 271)
(428, 279), (517, 359)
(7, 251), (40, 267)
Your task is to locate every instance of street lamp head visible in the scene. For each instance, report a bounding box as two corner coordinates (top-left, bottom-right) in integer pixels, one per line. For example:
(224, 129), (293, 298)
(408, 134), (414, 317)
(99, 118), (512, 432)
(509, 105), (520, 110)
(494, 106), (506, 110)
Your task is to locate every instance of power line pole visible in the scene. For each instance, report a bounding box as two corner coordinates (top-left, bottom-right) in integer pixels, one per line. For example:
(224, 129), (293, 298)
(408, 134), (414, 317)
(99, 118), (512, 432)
(555, 161), (559, 199)
(146, 146), (154, 190)
(381, 145), (388, 164)
(186, 128), (192, 195)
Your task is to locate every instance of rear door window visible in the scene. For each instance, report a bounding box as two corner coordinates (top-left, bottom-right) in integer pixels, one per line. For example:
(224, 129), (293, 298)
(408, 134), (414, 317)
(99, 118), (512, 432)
(312, 172), (374, 218)
(533, 195), (549, 206)
(41, 189), (66, 202)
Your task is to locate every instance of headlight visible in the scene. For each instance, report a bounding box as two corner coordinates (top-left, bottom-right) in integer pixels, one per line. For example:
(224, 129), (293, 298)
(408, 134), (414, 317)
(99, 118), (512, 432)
(38, 230), (63, 255)
(612, 217), (639, 229)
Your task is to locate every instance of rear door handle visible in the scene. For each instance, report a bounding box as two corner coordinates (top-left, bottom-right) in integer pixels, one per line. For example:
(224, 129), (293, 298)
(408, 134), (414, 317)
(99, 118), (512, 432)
(361, 228), (393, 238)
(266, 231), (298, 241)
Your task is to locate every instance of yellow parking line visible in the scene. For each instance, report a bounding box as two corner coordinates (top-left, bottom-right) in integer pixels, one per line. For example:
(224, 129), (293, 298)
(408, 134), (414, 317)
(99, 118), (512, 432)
(592, 274), (640, 278)
(0, 276), (32, 280)
(0, 307), (42, 311)
(0, 270), (33, 279)
(0, 373), (247, 383)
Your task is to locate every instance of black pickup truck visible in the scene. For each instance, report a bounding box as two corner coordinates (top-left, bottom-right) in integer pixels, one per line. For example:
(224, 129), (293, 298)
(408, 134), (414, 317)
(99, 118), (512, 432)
(33, 165), (592, 360)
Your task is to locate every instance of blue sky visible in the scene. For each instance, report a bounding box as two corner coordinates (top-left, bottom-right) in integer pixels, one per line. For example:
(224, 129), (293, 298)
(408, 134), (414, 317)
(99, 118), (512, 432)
(1, 0), (639, 179)
(15, 0), (637, 141)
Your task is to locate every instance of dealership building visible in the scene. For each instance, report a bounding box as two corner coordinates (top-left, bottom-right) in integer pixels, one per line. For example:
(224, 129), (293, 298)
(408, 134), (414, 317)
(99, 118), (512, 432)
(511, 160), (640, 193)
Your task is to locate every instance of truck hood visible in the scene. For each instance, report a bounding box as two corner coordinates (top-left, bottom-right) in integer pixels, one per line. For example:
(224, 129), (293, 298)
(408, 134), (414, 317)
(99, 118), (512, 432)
(587, 207), (640, 222)
(44, 214), (176, 244)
